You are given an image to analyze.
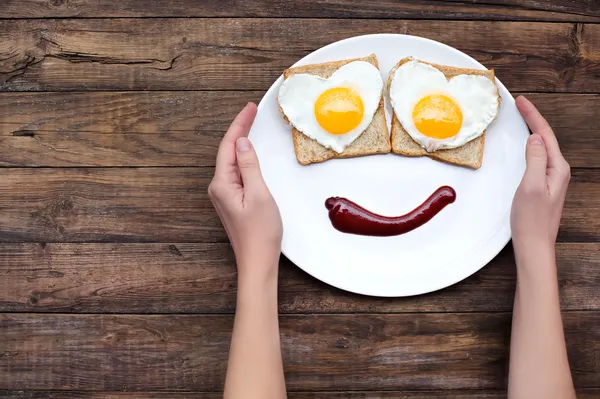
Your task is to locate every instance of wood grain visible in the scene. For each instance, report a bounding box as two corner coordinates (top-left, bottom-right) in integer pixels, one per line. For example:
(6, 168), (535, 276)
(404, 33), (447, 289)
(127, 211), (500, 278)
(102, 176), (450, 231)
(526, 93), (600, 168)
(0, 168), (597, 243)
(1, 313), (599, 391)
(0, 91), (261, 136)
(1, 92), (599, 167)
(0, 168), (221, 243)
(2, 0), (599, 21)
(0, 130), (218, 167)
(1, 2), (599, 398)
(2, 390), (600, 398)
(0, 91), (260, 167)
(0, 243), (598, 314)
(1, 19), (597, 92)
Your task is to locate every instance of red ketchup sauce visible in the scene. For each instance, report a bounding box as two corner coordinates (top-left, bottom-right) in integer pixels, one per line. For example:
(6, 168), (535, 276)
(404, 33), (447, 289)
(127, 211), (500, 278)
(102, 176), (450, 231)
(325, 186), (456, 237)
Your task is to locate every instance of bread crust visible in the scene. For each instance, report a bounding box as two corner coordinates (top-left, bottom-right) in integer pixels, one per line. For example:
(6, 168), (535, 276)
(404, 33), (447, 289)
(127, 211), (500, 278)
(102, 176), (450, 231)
(279, 54), (391, 165)
(387, 57), (500, 169)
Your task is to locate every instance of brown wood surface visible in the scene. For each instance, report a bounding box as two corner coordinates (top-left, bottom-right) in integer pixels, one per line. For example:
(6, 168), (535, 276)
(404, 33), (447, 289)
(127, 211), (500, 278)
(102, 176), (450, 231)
(0, 168), (219, 243)
(0, 243), (599, 314)
(1, 1), (600, 396)
(2, 391), (600, 399)
(2, 0), (600, 21)
(1, 313), (599, 391)
(1, 19), (599, 93)
(0, 168), (597, 243)
(0, 92), (598, 167)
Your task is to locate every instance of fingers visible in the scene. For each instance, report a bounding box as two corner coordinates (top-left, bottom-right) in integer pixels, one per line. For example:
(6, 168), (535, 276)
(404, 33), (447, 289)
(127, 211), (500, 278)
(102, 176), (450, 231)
(214, 103), (258, 184)
(521, 134), (548, 191)
(236, 137), (267, 195)
(516, 96), (563, 167)
(225, 102), (258, 143)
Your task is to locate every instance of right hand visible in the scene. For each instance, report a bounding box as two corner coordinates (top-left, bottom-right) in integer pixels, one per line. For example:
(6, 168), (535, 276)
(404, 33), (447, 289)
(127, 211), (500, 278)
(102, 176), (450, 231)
(510, 96), (571, 252)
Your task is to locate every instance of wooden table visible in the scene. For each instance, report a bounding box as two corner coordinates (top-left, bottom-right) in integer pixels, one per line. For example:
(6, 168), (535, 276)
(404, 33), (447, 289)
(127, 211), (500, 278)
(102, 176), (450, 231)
(1, 1), (599, 397)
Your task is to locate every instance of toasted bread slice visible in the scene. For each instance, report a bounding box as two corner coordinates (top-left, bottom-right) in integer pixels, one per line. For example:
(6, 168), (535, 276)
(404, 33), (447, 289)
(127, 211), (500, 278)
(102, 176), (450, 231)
(387, 58), (499, 169)
(280, 54), (391, 165)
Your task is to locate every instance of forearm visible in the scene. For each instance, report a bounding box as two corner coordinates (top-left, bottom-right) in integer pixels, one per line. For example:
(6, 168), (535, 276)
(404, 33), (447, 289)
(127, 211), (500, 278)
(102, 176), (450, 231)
(224, 255), (287, 399)
(508, 243), (575, 399)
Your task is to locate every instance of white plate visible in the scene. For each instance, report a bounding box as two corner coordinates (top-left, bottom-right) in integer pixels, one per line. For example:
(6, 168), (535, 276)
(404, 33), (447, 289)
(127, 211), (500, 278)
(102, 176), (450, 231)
(249, 34), (528, 297)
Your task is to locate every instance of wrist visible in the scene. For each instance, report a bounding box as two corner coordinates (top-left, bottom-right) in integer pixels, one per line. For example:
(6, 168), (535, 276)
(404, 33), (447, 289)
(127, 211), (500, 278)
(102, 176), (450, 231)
(236, 252), (280, 287)
(513, 238), (556, 272)
(513, 236), (553, 257)
(236, 264), (279, 307)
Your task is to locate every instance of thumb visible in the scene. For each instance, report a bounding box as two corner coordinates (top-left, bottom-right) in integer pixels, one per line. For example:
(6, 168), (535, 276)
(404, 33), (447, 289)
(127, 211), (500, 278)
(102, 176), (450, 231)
(522, 134), (547, 188)
(236, 137), (266, 192)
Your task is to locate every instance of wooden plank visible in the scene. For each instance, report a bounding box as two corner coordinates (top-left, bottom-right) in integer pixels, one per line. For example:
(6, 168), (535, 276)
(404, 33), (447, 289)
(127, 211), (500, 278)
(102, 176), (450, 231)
(0, 389), (600, 399)
(3, 390), (600, 398)
(526, 93), (600, 168)
(0, 19), (596, 93)
(0, 130), (219, 167)
(1, 313), (598, 391)
(0, 91), (260, 167)
(1, 92), (599, 167)
(2, 0), (599, 22)
(0, 91), (260, 135)
(3, 391), (600, 399)
(0, 168), (597, 243)
(0, 243), (598, 314)
(0, 168), (222, 243)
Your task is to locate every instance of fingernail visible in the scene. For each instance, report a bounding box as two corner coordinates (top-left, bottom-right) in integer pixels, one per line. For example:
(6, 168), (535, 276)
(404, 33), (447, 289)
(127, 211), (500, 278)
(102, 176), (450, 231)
(529, 135), (544, 146)
(236, 137), (251, 152)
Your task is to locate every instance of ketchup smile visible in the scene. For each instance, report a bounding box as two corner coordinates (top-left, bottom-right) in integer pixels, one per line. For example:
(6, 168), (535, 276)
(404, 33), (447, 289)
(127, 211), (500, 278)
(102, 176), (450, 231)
(325, 186), (456, 237)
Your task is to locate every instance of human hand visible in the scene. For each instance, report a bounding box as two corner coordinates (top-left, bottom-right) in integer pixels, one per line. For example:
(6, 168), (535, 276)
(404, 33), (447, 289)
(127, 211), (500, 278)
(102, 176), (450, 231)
(510, 96), (571, 254)
(208, 103), (283, 282)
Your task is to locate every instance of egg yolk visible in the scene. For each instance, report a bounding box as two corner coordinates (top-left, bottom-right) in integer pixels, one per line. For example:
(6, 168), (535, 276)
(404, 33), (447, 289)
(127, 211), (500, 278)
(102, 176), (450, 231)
(314, 87), (364, 135)
(412, 94), (463, 139)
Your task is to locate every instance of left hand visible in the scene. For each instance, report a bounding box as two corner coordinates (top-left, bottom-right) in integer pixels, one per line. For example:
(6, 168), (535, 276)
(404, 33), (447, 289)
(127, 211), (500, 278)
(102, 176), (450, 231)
(208, 103), (283, 281)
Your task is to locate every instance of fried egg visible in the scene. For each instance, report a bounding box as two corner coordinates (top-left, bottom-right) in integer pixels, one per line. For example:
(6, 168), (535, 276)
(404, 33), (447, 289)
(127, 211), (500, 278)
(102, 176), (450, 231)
(389, 59), (499, 152)
(278, 61), (383, 153)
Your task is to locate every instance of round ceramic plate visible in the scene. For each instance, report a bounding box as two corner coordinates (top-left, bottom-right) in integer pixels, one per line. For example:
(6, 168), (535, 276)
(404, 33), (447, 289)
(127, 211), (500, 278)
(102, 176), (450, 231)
(249, 34), (528, 297)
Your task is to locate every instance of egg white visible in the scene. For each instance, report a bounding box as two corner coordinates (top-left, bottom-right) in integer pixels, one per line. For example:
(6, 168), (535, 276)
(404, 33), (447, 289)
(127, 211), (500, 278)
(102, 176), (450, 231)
(389, 59), (499, 152)
(278, 61), (383, 153)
